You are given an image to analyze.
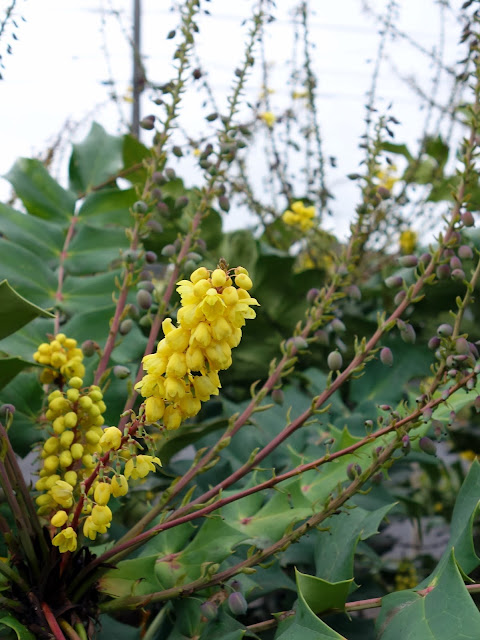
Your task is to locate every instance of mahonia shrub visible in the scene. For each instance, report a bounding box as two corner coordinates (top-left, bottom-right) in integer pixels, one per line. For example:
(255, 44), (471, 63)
(2, 2), (480, 640)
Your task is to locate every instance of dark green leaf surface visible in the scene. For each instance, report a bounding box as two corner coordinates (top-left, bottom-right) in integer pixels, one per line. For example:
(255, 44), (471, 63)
(0, 614), (35, 640)
(69, 122), (124, 193)
(295, 569), (352, 614)
(0, 356), (40, 390)
(5, 158), (75, 222)
(0, 280), (54, 340)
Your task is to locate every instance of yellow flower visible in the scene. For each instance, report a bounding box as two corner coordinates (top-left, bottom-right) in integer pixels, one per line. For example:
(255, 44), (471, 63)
(99, 426), (123, 451)
(51, 510), (69, 528)
(124, 455), (162, 480)
(94, 482), (112, 506)
(50, 480), (74, 508)
(375, 164), (398, 191)
(399, 230), (417, 255)
(91, 505), (112, 528)
(282, 201), (316, 231)
(111, 474), (129, 497)
(260, 111), (276, 127)
(52, 527), (77, 553)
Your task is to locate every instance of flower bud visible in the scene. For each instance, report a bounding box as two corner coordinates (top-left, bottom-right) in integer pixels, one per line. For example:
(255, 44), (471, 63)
(314, 330), (328, 345)
(419, 436), (437, 456)
(400, 323), (416, 344)
(306, 288), (320, 303)
(136, 289), (152, 310)
(218, 196), (230, 212)
(161, 244), (176, 258)
(458, 245), (473, 259)
(200, 601), (218, 621)
(175, 196), (189, 209)
(327, 351), (343, 371)
(452, 268), (466, 281)
(330, 318), (346, 333)
(113, 365), (130, 379)
(428, 336), (440, 350)
(119, 319), (133, 335)
(461, 211), (475, 227)
(436, 264), (450, 279)
(81, 340), (97, 357)
(420, 253), (432, 264)
(140, 116), (155, 131)
(399, 255), (418, 268)
(133, 200), (148, 214)
(0, 403), (15, 417)
(347, 463), (362, 480)
(346, 284), (361, 300)
(401, 435), (411, 454)
(272, 389), (284, 405)
(450, 256), (462, 270)
(385, 275), (403, 288)
(228, 592), (248, 616)
(437, 323), (453, 337)
(145, 251), (157, 264)
(380, 347), (393, 367)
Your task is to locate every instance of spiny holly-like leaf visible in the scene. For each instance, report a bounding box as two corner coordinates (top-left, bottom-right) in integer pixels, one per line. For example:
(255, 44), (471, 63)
(376, 550), (480, 639)
(5, 157), (75, 222)
(77, 188), (137, 228)
(415, 459), (480, 587)
(0, 202), (63, 260)
(295, 568), (352, 615)
(0, 280), (54, 340)
(69, 122), (124, 193)
(275, 581), (346, 640)
(314, 503), (396, 582)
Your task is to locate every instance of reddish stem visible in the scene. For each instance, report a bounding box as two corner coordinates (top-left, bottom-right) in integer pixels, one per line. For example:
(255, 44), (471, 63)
(41, 602), (67, 640)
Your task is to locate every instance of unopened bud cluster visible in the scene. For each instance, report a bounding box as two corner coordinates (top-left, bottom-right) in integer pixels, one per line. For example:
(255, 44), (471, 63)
(135, 265), (259, 428)
(33, 333), (85, 384)
(282, 201), (316, 231)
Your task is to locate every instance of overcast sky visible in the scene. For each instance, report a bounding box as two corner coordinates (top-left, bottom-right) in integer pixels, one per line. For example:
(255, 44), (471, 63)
(0, 0), (467, 236)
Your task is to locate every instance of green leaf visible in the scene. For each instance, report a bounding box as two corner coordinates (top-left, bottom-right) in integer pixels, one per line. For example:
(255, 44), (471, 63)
(199, 610), (246, 640)
(0, 203), (63, 260)
(275, 584), (346, 640)
(424, 135), (449, 167)
(5, 157), (75, 222)
(0, 356), (40, 390)
(416, 459), (480, 586)
(314, 503), (395, 582)
(97, 614), (141, 640)
(377, 550), (480, 639)
(69, 122), (124, 193)
(67, 223), (128, 275)
(78, 188), (137, 228)
(0, 614), (35, 640)
(122, 134), (149, 186)
(0, 240), (57, 307)
(295, 568), (352, 615)
(0, 280), (54, 340)
(380, 142), (413, 161)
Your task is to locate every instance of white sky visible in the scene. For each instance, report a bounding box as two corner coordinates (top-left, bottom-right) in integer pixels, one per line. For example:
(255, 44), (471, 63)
(0, 0), (467, 236)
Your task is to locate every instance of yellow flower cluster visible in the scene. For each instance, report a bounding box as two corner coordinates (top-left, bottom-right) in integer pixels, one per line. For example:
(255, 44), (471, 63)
(260, 111), (276, 128)
(135, 265), (259, 427)
(33, 333), (85, 385)
(375, 164), (398, 192)
(282, 201), (316, 232)
(399, 229), (417, 255)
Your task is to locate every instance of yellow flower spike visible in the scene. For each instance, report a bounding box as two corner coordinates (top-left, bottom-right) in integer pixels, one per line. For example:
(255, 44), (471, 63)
(94, 482), (112, 506)
(52, 527), (77, 553)
(91, 505), (112, 528)
(111, 474), (129, 497)
(99, 426), (123, 451)
(51, 511), (69, 528)
(50, 480), (74, 508)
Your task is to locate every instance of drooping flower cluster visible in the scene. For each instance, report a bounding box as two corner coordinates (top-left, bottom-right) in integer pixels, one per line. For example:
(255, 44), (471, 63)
(282, 201), (316, 232)
(399, 229), (418, 254)
(135, 265), (259, 428)
(33, 333), (85, 384)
